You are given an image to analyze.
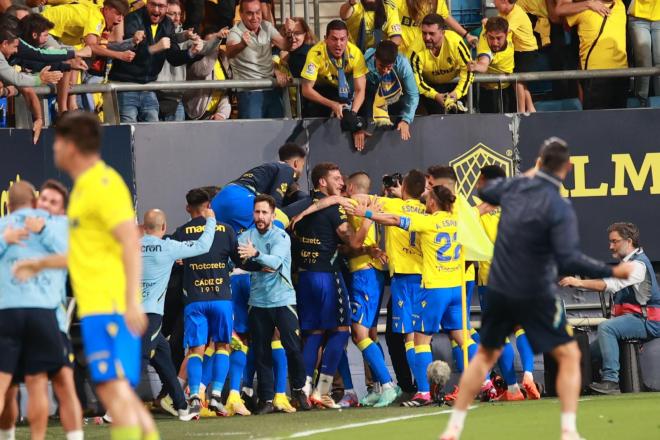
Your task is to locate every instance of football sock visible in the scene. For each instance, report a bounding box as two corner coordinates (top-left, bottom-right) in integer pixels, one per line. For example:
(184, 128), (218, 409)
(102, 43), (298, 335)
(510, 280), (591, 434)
(498, 339), (517, 386)
(272, 340), (288, 394)
(0, 428), (15, 440)
(302, 333), (323, 378)
(337, 350), (354, 390)
(243, 346), (256, 390)
(110, 426), (141, 440)
(201, 346), (214, 388)
(448, 409), (467, 431)
(508, 384), (521, 394)
(561, 412), (577, 432)
(451, 338), (477, 373)
(229, 342), (248, 392)
(358, 337), (392, 385)
(469, 328), (480, 344)
(413, 344), (433, 393)
(515, 329), (535, 374)
(186, 354), (203, 396)
(66, 431), (84, 440)
(319, 331), (350, 376)
(211, 349), (230, 395)
(316, 373), (334, 396)
(405, 340), (415, 372)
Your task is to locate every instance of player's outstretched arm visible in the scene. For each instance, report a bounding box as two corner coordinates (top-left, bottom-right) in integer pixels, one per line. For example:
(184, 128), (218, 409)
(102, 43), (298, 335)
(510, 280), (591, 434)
(113, 220), (147, 336)
(168, 210), (216, 260)
(346, 201), (401, 227)
(289, 195), (354, 230)
(12, 253), (68, 282)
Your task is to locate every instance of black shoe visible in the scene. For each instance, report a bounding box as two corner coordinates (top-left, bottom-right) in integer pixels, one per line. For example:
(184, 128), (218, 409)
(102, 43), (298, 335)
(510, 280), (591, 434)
(589, 381), (621, 395)
(256, 400), (275, 415)
(291, 388), (311, 411)
(241, 390), (258, 413)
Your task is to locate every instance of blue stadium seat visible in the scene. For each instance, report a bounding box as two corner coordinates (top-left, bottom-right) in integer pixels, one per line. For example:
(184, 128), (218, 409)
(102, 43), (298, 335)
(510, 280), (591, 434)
(648, 96), (660, 108)
(533, 98), (583, 112)
(451, 0), (483, 28)
(627, 97), (644, 108)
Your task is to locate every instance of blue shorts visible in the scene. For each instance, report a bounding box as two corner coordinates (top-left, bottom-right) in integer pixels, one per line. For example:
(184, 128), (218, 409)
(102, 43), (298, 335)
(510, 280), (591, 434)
(184, 301), (233, 348)
(478, 285), (489, 311)
(442, 285), (469, 331)
(390, 274), (422, 334)
(211, 184), (255, 234)
(296, 271), (350, 331)
(231, 273), (251, 334)
(413, 287), (460, 334)
(350, 268), (385, 328)
(80, 314), (141, 387)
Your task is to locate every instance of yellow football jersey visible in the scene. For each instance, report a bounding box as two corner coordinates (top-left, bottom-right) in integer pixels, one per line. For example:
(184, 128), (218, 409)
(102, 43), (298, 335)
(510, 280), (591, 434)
(477, 208), (500, 286)
(301, 41), (368, 86)
(43, 2), (105, 47)
(346, 0), (402, 50)
(393, 0), (449, 55)
(402, 210), (462, 289)
(348, 216), (385, 272)
(378, 196), (425, 276)
(410, 30), (474, 99)
(500, 3), (538, 52)
(476, 28), (514, 90)
(67, 161), (137, 318)
(629, 0), (660, 21)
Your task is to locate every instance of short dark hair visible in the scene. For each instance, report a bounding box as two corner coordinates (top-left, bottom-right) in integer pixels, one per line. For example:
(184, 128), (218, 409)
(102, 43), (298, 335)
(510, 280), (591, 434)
(0, 26), (19, 44)
(278, 142), (307, 161)
(375, 40), (398, 65)
(311, 162), (340, 188)
(429, 185), (456, 212)
(199, 185), (221, 199)
(40, 179), (69, 208)
(186, 188), (210, 207)
(4, 5), (30, 17)
(19, 14), (54, 45)
(421, 13), (445, 29)
(326, 19), (348, 35)
(607, 222), (640, 248)
(167, 0), (182, 6)
(239, 0), (260, 12)
(539, 137), (570, 173)
(485, 16), (509, 34)
(427, 165), (457, 182)
(54, 111), (101, 155)
(480, 165), (506, 180)
(104, 0), (129, 15)
(403, 169), (426, 199)
(254, 194), (276, 212)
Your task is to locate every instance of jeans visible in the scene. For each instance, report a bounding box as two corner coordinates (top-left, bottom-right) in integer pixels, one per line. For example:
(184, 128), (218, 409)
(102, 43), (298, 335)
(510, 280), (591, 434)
(118, 90), (160, 123)
(590, 313), (649, 383)
(628, 16), (660, 100)
(237, 89), (284, 119)
(160, 101), (186, 122)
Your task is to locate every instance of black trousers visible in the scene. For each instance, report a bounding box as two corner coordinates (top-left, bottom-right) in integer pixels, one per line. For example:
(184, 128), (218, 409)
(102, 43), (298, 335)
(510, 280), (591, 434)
(141, 314), (187, 410)
(478, 86), (516, 114)
(582, 78), (628, 110)
(248, 305), (306, 401)
(384, 296), (416, 393)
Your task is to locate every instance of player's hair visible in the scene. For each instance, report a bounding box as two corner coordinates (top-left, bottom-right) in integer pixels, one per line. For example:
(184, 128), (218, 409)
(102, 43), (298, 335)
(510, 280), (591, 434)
(408, 0), (437, 22)
(4, 5), (30, 18)
(254, 194), (276, 212)
(348, 171), (371, 193)
(104, 0), (129, 15)
(199, 185), (221, 199)
(326, 19), (348, 36)
(40, 179), (69, 209)
(429, 185), (456, 212)
(186, 188), (210, 207)
(375, 40), (398, 66)
(421, 13), (446, 30)
(167, 0), (182, 7)
(54, 111), (102, 155)
(403, 169), (426, 199)
(538, 137), (570, 173)
(311, 162), (340, 188)
(480, 165), (506, 181)
(8, 181), (36, 211)
(485, 16), (509, 34)
(278, 142), (307, 161)
(0, 26), (18, 44)
(426, 165), (457, 182)
(239, 0), (261, 13)
(607, 222), (640, 248)
(19, 14), (54, 46)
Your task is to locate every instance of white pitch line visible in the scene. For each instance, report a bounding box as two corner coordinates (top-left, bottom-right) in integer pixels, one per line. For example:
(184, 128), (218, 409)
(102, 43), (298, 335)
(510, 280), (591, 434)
(287, 407), (474, 438)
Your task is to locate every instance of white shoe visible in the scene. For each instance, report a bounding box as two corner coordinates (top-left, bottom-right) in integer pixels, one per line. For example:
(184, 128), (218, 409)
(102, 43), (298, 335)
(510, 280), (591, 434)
(178, 405), (200, 421)
(159, 395), (178, 417)
(101, 412), (112, 424)
(561, 431), (586, 440)
(438, 424), (461, 440)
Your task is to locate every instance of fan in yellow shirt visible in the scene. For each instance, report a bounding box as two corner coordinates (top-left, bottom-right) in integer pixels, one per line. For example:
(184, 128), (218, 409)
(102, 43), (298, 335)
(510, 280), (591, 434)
(410, 14), (474, 115)
(340, 0), (403, 51)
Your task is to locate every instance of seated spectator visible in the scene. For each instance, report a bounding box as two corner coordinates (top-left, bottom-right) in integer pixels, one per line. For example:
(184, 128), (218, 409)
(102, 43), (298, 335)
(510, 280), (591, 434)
(301, 19), (368, 149)
(363, 40), (418, 141)
(494, 0), (538, 113)
(226, 0), (293, 119)
(274, 17), (315, 79)
(184, 30), (232, 121)
(109, 0), (203, 122)
(42, 0), (134, 113)
(560, 0), (628, 109)
(339, 0), (402, 52)
(468, 17), (516, 113)
(410, 14), (473, 115)
(627, 0), (659, 103)
(560, 223), (660, 395)
(392, 0), (477, 55)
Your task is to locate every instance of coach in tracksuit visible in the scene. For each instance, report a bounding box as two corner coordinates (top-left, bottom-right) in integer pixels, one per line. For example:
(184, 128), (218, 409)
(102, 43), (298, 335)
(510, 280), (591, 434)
(239, 194), (310, 414)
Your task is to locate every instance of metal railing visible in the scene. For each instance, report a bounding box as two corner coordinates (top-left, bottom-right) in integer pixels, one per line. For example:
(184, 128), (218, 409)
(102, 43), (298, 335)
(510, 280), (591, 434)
(17, 66), (660, 127)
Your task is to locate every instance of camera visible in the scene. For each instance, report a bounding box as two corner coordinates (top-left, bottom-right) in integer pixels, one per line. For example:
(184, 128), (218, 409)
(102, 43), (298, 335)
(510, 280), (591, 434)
(382, 173), (402, 188)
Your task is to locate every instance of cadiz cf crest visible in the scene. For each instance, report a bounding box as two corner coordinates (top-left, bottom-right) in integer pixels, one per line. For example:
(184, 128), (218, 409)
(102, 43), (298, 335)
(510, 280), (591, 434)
(450, 143), (513, 200)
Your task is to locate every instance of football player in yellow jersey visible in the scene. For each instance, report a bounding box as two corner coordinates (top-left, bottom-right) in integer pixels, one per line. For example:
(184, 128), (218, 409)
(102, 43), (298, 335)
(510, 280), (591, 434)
(393, 0), (477, 55)
(410, 14), (474, 114)
(340, 0), (402, 51)
(348, 184), (462, 407)
(468, 17), (517, 113)
(15, 112), (159, 440)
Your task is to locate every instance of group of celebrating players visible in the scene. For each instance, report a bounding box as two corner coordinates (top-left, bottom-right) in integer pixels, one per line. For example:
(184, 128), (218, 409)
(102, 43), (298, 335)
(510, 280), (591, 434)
(0, 110), (634, 440)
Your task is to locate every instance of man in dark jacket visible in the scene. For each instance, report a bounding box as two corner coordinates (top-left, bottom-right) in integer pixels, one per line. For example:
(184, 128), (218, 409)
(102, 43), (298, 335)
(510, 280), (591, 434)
(439, 138), (635, 440)
(109, 0), (202, 122)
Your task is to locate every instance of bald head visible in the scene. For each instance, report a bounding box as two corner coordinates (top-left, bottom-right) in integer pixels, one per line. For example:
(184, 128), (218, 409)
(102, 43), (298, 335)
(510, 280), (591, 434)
(143, 209), (167, 235)
(8, 181), (36, 212)
(347, 172), (371, 196)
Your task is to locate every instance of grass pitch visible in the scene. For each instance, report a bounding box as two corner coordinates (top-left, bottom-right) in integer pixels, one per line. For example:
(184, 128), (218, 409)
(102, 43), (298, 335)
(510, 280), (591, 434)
(27, 393), (660, 439)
